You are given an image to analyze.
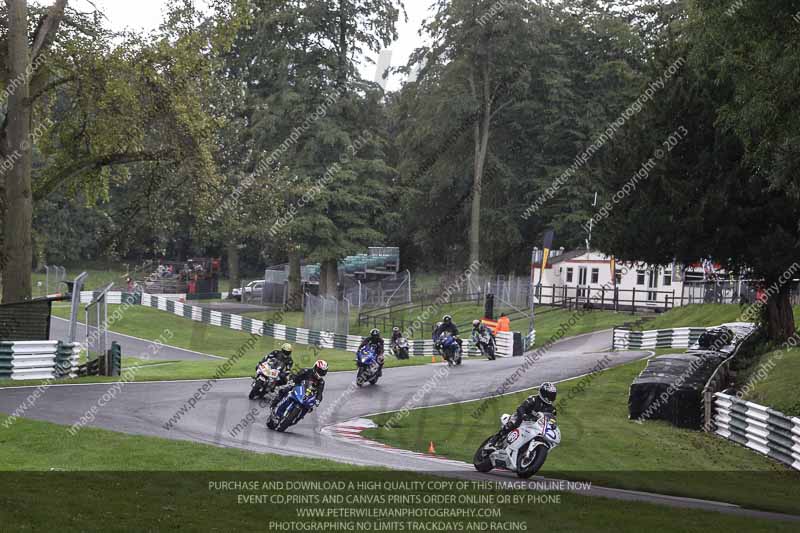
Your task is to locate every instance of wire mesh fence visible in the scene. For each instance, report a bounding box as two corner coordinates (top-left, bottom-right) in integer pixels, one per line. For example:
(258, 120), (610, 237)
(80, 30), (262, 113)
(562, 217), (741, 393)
(85, 283), (113, 362)
(304, 293), (350, 334)
(42, 264), (67, 295)
(343, 270), (412, 311)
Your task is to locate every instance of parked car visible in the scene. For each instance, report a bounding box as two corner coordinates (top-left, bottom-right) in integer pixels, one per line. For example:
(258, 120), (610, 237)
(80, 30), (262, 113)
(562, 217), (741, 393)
(230, 280), (264, 301)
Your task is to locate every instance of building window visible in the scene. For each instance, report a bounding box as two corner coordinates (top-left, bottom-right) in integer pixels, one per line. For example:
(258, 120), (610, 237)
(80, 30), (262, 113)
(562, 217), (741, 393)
(663, 271), (672, 286)
(566, 268), (573, 283)
(636, 270), (645, 285)
(591, 268), (599, 284)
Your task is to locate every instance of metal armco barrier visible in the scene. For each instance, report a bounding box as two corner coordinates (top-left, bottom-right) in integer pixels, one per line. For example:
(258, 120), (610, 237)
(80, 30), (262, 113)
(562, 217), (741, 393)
(612, 326), (706, 350)
(713, 393), (800, 471)
(139, 293), (516, 357)
(0, 341), (80, 380)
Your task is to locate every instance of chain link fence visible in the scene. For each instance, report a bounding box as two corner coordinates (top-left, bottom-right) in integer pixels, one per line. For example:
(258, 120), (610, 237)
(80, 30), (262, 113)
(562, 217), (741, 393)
(343, 270), (412, 311)
(304, 294), (350, 334)
(42, 264), (67, 296)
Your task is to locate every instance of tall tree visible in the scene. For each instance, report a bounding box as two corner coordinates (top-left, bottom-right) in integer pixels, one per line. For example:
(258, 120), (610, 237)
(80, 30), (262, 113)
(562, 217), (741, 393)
(2, 0), (67, 302)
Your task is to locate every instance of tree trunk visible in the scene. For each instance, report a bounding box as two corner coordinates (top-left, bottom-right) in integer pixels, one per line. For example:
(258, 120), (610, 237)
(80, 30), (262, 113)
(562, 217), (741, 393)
(3, 0), (33, 303)
(765, 285), (795, 341)
(469, 62), (492, 268)
(286, 249), (303, 311)
(319, 258), (338, 298)
(226, 242), (240, 294)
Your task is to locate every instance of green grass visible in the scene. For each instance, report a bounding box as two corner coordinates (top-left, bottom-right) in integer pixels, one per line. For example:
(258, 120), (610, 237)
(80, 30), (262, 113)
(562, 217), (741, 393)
(363, 358), (800, 515)
(740, 346), (800, 416)
(633, 304), (800, 331)
(0, 417), (795, 532)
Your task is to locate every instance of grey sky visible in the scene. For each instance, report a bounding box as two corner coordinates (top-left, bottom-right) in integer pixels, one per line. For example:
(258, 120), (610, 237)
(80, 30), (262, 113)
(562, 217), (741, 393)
(65, 0), (430, 91)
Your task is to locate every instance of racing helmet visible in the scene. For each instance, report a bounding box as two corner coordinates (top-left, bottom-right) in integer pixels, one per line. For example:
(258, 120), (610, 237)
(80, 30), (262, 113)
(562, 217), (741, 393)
(370, 328), (380, 338)
(538, 382), (557, 405)
(442, 315), (452, 323)
(281, 342), (293, 355)
(313, 360), (329, 378)
(392, 326), (400, 334)
(472, 319), (481, 328)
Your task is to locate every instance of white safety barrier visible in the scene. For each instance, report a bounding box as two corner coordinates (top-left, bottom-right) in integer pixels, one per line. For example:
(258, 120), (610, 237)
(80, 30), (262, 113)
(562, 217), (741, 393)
(713, 393), (800, 471)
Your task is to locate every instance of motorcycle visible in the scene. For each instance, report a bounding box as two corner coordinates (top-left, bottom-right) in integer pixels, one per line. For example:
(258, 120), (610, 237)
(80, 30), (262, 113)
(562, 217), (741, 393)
(391, 337), (410, 360)
(472, 412), (561, 478)
(356, 345), (382, 386)
(474, 331), (497, 360)
(266, 380), (318, 432)
(437, 332), (462, 366)
(249, 361), (285, 400)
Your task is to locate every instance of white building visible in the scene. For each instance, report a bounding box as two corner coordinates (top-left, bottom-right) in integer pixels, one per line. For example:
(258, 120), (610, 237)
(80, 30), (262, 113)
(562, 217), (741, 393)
(531, 249), (734, 310)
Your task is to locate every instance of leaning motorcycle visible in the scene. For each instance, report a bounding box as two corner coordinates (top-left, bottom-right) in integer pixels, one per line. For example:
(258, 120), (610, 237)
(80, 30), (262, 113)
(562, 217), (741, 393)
(356, 345), (382, 386)
(249, 361), (284, 400)
(437, 332), (462, 366)
(472, 412), (561, 478)
(391, 337), (410, 360)
(266, 380), (319, 432)
(474, 331), (497, 360)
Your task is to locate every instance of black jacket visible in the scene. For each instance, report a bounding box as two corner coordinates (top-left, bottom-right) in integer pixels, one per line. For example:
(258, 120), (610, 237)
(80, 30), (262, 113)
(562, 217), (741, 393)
(257, 350), (293, 373)
(471, 323), (493, 341)
(292, 367), (325, 403)
(433, 322), (459, 340)
(515, 394), (557, 420)
(390, 331), (403, 344)
(359, 336), (385, 356)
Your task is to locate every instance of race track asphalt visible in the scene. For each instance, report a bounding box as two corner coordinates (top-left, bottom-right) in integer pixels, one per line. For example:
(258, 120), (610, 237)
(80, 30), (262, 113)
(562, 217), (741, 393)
(1, 329), (797, 521)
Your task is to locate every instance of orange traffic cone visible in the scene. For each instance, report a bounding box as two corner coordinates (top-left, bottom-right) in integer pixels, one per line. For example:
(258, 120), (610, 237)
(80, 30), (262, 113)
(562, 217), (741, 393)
(431, 354), (437, 363)
(428, 441), (436, 454)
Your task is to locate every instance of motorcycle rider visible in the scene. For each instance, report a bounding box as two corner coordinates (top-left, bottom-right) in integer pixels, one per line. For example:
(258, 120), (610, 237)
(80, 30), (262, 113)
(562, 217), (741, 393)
(390, 326), (403, 345)
(270, 360), (328, 412)
(433, 315), (462, 351)
(471, 319), (494, 343)
(256, 343), (294, 386)
(358, 328), (385, 376)
(491, 382), (558, 447)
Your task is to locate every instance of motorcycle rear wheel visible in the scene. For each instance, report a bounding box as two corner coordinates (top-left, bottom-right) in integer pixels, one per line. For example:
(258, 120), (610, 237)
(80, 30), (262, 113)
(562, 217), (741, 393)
(473, 436), (495, 473)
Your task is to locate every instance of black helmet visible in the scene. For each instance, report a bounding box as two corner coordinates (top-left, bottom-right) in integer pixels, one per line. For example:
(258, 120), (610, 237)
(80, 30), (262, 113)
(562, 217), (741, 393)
(392, 326), (400, 333)
(442, 315), (452, 323)
(538, 382), (557, 405)
(370, 328), (380, 338)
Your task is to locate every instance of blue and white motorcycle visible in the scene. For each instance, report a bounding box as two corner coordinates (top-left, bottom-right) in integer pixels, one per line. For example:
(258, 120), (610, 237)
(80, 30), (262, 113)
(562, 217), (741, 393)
(356, 345), (382, 387)
(473, 412), (561, 478)
(437, 332), (462, 367)
(266, 380), (319, 432)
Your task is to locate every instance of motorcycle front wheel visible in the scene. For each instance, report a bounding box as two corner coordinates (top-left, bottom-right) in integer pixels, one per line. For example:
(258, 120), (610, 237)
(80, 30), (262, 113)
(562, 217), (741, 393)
(473, 436), (495, 473)
(516, 442), (549, 478)
(248, 382), (263, 400)
(277, 404), (302, 432)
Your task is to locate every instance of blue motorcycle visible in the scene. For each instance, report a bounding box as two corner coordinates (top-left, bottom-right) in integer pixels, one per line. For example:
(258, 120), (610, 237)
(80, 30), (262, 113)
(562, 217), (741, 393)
(437, 332), (462, 367)
(266, 380), (318, 432)
(356, 345), (382, 387)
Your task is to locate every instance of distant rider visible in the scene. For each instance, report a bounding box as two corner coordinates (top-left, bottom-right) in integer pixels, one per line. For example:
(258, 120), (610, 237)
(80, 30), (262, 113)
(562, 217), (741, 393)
(271, 360), (329, 412)
(390, 326), (403, 346)
(256, 343), (294, 386)
(471, 319), (494, 344)
(433, 315), (462, 351)
(359, 329), (385, 376)
(492, 383), (558, 446)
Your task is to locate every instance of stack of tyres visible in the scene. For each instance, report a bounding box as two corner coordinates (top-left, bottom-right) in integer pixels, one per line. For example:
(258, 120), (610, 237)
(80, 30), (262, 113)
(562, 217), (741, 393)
(628, 353), (727, 429)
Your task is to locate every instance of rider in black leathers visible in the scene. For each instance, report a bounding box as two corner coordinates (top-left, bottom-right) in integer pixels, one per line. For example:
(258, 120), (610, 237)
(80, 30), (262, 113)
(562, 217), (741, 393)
(492, 383), (558, 446)
(358, 329), (385, 377)
(270, 360), (328, 410)
(433, 315), (462, 352)
(255, 343), (294, 386)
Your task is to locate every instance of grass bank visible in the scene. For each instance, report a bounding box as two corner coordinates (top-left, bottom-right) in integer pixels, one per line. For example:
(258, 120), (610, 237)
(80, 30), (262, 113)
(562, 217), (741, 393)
(0, 417), (793, 532)
(362, 358), (800, 515)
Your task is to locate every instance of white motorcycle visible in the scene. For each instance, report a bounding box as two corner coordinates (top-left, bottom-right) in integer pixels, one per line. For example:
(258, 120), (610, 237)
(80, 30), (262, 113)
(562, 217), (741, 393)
(473, 412), (561, 478)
